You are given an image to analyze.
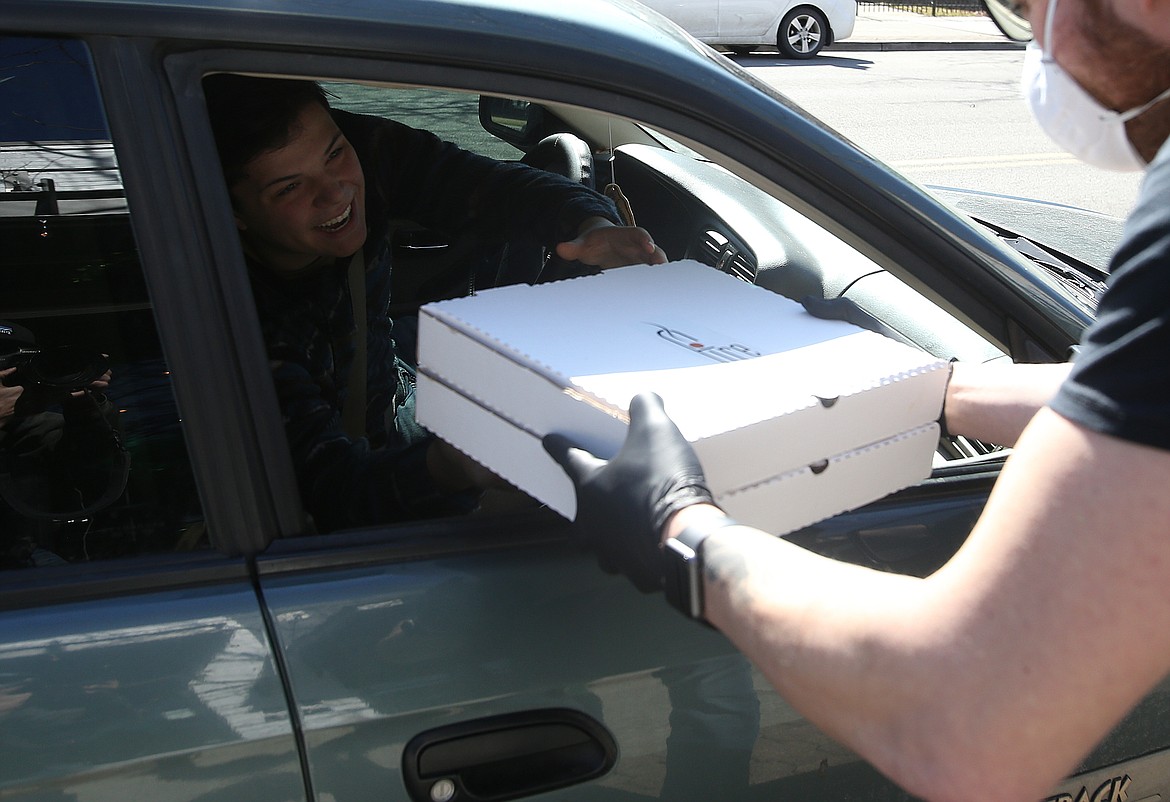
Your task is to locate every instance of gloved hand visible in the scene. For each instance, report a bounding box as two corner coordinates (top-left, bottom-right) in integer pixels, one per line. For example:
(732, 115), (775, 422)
(542, 392), (715, 592)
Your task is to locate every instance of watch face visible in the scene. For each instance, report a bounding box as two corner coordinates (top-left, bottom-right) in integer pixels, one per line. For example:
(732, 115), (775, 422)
(664, 527), (709, 621)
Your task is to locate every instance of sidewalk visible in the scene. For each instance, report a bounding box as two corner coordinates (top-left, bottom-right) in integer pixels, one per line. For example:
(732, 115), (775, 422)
(834, 7), (1026, 51)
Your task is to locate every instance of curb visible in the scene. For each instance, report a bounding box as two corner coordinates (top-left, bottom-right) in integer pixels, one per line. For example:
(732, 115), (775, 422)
(832, 40), (1026, 51)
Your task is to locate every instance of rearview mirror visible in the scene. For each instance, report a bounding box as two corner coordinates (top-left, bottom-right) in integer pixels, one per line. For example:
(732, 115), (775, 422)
(478, 96), (545, 149)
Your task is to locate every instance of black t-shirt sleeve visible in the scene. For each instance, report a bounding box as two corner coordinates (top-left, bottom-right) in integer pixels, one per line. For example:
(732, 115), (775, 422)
(1050, 141), (1170, 451)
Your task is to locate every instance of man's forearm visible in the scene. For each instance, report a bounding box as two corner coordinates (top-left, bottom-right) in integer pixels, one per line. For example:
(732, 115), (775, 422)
(943, 361), (1071, 447)
(682, 507), (952, 797)
(663, 409), (1170, 802)
(670, 501), (1059, 802)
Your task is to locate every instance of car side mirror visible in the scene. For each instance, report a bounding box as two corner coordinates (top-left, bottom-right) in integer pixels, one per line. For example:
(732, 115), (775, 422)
(981, 0), (1032, 42)
(478, 96), (545, 149)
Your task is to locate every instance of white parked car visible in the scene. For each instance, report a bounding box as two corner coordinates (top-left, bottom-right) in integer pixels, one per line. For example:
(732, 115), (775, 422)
(639, 0), (856, 57)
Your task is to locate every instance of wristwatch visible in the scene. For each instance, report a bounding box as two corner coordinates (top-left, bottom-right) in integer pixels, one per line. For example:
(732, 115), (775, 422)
(663, 518), (737, 622)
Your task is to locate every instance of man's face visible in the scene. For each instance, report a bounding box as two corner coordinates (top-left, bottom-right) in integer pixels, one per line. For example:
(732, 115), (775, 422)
(1020, 0), (1170, 160)
(1101, 0), (1170, 47)
(1026, 0), (1116, 104)
(230, 102), (367, 273)
(1022, 0), (1165, 105)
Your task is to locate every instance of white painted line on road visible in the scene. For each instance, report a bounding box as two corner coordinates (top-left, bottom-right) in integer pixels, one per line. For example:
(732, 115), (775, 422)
(891, 152), (1082, 170)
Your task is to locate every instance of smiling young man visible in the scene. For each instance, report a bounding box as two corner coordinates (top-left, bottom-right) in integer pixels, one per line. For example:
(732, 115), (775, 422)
(205, 74), (665, 531)
(226, 101), (368, 273)
(542, 0), (1170, 799)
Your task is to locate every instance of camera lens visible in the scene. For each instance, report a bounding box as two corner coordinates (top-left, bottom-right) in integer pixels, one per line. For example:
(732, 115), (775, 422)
(0, 344), (33, 371)
(27, 346), (108, 390)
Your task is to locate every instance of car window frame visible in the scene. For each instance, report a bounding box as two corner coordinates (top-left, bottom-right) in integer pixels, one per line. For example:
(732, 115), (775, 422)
(87, 36), (306, 560)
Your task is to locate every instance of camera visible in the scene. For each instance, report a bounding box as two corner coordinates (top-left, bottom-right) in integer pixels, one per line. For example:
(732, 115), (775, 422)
(0, 344), (109, 392)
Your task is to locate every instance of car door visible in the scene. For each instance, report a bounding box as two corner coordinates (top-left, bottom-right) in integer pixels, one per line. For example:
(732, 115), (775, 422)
(713, 0), (784, 38)
(0, 34), (305, 801)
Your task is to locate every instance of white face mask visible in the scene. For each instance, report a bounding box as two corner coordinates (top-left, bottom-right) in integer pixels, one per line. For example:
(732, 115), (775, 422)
(1022, 0), (1170, 172)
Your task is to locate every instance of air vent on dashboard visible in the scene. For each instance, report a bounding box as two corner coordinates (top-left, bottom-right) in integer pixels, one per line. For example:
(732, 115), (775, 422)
(696, 229), (756, 283)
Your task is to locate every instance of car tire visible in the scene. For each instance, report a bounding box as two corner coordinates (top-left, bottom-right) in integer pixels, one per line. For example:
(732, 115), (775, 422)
(777, 7), (828, 58)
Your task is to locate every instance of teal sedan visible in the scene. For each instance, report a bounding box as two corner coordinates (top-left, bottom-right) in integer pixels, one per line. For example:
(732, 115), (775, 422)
(0, 1), (1159, 801)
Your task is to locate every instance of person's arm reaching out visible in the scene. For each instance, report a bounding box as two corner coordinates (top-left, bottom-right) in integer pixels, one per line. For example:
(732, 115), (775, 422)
(943, 361), (1071, 446)
(548, 394), (1170, 802)
(554, 216), (667, 268)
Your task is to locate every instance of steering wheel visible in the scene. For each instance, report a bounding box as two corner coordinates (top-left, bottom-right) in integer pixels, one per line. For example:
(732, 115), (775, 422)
(493, 133), (596, 287)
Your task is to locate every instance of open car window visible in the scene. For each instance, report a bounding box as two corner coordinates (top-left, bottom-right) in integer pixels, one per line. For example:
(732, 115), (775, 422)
(201, 74), (1011, 539)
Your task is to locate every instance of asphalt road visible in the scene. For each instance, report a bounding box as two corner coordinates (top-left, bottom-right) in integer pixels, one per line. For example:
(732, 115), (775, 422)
(739, 48), (1145, 220)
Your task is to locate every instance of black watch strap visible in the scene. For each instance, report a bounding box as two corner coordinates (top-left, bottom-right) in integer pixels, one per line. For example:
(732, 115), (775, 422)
(663, 518), (738, 622)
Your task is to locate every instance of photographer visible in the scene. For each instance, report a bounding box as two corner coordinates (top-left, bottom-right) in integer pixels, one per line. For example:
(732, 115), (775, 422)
(0, 320), (125, 568)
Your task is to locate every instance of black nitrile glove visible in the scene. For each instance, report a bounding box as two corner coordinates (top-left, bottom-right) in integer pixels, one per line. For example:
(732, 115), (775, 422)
(542, 392), (715, 592)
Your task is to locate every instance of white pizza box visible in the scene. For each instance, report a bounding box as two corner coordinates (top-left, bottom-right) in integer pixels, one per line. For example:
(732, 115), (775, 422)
(415, 261), (950, 534)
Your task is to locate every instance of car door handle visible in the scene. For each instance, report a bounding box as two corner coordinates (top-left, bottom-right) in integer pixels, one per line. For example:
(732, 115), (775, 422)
(402, 708), (617, 802)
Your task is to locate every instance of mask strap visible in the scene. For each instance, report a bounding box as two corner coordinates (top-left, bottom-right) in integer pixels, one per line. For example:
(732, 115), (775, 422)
(1120, 84), (1170, 123)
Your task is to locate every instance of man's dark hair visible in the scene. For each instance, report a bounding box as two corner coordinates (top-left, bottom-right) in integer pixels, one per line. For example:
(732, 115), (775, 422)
(202, 74), (330, 187)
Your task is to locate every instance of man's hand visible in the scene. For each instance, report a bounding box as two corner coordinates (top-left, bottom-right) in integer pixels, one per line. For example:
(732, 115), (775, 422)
(427, 438), (512, 493)
(542, 392), (715, 591)
(554, 217), (667, 269)
(0, 369), (23, 428)
(69, 359), (112, 400)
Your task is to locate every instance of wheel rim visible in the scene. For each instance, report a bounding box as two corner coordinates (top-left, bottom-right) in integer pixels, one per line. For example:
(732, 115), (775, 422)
(785, 14), (822, 54)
